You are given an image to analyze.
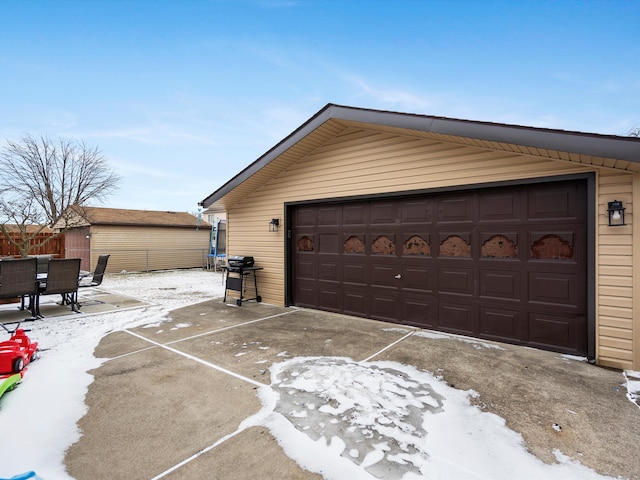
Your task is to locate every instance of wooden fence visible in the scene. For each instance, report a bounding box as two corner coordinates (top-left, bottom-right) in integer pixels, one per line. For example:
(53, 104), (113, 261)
(0, 232), (65, 258)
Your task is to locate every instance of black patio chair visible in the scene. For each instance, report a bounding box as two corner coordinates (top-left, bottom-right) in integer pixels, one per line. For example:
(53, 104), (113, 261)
(77, 254), (110, 307)
(36, 255), (52, 275)
(37, 258), (81, 315)
(78, 254), (110, 288)
(0, 257), (38, 319)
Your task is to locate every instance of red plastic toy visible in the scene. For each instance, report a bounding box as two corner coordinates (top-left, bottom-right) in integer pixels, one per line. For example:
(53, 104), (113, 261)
(0, 323), (39, 393)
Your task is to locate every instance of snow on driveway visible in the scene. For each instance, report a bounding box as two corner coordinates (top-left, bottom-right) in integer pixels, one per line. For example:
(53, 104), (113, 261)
(0, 269), (637, 480)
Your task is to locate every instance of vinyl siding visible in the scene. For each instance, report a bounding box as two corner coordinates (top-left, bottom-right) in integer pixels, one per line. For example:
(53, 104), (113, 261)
(596, 171), (635, 369)
(226, 126), (638, 369)
(87, 225), (211, 273)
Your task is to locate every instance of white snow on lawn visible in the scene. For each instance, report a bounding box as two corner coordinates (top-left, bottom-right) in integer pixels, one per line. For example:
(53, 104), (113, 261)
(0, 269), (634, 480)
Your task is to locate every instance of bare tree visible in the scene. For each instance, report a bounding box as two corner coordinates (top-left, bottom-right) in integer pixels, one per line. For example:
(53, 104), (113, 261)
(0, 134), (121, 257)
(629, 127), (640, 137)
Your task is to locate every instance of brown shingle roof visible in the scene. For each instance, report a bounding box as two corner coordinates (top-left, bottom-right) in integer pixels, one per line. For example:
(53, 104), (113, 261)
(3, 225), (54, 233)
(79, 207), (210, 228)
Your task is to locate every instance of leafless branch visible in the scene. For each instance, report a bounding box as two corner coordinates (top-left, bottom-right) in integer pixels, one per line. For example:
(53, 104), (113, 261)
(0, 134), (121, 256)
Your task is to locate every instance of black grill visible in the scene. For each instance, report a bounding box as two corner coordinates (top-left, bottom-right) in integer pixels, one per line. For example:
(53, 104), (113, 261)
(223, 256), (262, 306)
(227, 255), (255, 272)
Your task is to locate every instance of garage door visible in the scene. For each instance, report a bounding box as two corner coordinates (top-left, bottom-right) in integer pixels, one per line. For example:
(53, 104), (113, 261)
(292, 180), (587, 355)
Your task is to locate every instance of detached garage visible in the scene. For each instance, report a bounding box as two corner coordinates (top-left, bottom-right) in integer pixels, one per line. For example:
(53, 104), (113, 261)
(200, 104), (640, 370)
(62, 207), (211, 273)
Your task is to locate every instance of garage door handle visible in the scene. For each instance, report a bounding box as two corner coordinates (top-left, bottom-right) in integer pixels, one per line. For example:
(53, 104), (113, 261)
(394, 274), (402, 279)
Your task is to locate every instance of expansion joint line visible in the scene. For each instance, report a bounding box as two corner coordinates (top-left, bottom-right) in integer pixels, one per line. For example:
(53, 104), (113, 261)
(360, 330), (416, 363)
(123, 309), (296, 388)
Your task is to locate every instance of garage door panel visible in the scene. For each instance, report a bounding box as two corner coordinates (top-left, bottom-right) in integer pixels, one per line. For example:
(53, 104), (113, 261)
(343, 204), (368, 225)
(438, 196), (473, 223)
(439, 302), (475, 334)
(318, 205), (341, 226)
(401, 233), (431, 256)
(371, 264), (397, 288)
(479, 269), (521, 300)
(529, 231), (575, 261)
(438, 266), (474, 295)
(371, 232), (397, 255)
(478, 190), (521, 223)
(295, 206), (316, 226)
(528, 313), (586, 354)
(296, 233), (315, 250)
(528, 184), (583, 221)
(371, 202), (400, 224)
(319, 261), (340, 282)
(295, 280), (317, 307)
(479, 232), (519, 259)
(438, 233), (472, 257)
(402, 293), (438, 327)
(318, 233), (340, 253)
(371, 288), (401, 322)
(343, 259), (367, 285)
(401, 199), (432, 224)
(528, 271), (579, 308)
(295, 258), (316, 280)
(318, 283), (341, 312)
(343, 233), (366, 254)
(343, 286), (369, 316)
(400, 265), (434, 292)
(479, 306), (521, 341)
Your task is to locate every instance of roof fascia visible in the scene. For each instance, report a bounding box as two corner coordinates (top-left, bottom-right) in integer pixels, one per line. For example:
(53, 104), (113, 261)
(333, 105), (640, 162)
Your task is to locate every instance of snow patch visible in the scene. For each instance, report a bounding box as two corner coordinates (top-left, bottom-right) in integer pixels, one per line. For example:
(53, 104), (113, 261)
(241, 356), (618, 480)
(623, 370), (640, 409)
(413, 330), (506, 350)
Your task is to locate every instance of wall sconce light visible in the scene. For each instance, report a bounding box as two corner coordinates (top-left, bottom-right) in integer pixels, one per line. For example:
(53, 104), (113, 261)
(85, 231), (91, 239)
(269, 218), (280, 232)
(607, 200), (626, 227)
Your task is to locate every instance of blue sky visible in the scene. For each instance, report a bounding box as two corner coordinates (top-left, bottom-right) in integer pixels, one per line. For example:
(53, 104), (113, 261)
(1, 0), (638, 214)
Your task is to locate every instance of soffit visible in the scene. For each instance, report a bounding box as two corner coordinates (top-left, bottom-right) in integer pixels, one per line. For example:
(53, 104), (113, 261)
(333, 119), (640, 173)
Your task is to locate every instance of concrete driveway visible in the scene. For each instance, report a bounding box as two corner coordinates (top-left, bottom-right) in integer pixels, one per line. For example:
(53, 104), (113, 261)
(64, 300), (639, 480)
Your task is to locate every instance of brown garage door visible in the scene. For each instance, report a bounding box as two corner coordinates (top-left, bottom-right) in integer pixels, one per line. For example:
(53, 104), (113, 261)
(292, 180), (587, 355)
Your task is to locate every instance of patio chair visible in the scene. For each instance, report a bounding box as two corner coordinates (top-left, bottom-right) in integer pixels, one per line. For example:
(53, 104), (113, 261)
(77, 255), (110, 307)
(78, 254), (110, 288)
(36, 255), (52, 275)
(0, 257), (38, 319)
(37, 258), (81, 315)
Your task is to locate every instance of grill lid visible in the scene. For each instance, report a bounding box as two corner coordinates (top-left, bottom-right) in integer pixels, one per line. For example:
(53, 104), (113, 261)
(228, 256), (255, 268)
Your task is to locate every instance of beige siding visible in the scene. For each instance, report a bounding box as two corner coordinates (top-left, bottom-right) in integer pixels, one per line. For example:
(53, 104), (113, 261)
(88, 226), (210, 273)
(596, 171), (635, 369)
(634, 173), (640, 370)
(226, 126), (638, 369)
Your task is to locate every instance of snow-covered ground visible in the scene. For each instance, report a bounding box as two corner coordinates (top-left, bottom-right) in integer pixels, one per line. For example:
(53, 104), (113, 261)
(0, 269), (638, 480)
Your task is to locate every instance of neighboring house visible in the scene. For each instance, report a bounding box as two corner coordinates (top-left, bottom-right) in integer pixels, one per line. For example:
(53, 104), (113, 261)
(60, 207), (211, 273)
(202, 207), (226, 225)
(200, 103), (640, 371)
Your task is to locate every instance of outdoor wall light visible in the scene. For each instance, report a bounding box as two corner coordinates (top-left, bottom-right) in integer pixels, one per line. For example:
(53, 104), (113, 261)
(607, 200), (626, 227)
(269, 218), (280, 232)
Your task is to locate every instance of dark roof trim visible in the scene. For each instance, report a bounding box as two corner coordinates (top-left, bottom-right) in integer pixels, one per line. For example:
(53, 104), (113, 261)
(86, 222), (205, 229)
(200, 103), (640, 207)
